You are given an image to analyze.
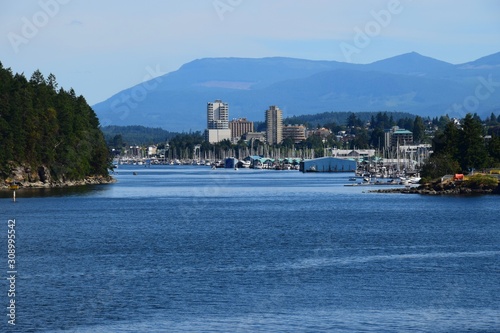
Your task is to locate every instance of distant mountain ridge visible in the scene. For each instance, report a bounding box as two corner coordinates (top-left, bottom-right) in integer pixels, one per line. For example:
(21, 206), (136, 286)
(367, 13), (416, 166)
(93, 52), (500, 131)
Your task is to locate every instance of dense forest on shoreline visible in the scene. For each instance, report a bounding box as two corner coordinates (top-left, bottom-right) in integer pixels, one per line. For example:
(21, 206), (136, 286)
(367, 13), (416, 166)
(0, 63), (110, 184)
(421, 113), (500, 180)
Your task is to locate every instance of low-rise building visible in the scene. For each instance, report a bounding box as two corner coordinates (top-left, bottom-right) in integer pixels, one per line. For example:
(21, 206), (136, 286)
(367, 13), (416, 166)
(205, 129), (232, 143)
(332, 149), (376, 159)
(147, 145), (157, 157)
(282, 124), (306, 143)
(300, 156), (357, 173)
(307, 127), (331, 139)
(385, 127), (413, 148)
(243, 131), (267, 142)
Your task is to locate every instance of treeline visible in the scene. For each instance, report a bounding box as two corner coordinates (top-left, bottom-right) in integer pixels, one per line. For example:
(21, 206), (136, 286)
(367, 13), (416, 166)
(284, 111), (416, 128)
(421, 113), (500, 180)
(0, 63), (110, 181)
(103, 125), (179, 147)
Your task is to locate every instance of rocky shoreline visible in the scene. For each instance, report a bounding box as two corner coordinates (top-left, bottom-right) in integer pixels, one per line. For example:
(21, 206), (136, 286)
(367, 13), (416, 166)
(1, 175), (116, 190)
(370, 182), (500, 195)
(1, 165), (115, 189)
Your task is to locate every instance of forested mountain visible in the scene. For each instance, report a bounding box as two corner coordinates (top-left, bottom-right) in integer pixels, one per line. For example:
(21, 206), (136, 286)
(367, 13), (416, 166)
(93, 52), (500, 132)
(0, 63), (110, 186)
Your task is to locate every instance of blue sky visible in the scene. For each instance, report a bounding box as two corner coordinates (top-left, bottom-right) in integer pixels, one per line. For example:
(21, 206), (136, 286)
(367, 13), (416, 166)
(1, 0), (499, 105)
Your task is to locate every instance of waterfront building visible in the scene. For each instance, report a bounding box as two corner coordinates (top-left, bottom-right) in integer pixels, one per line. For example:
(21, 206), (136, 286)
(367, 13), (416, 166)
(147, 145), (158, 157)
(265, 105), (283, 145)
(282, 124), (306, 143)
(206, 129), (232, 143)
(229, 118), (254, 141)
(308, 127), (332, 139)
(129, 146), (141, 157)
(206, 100), (231, 143)
(332, 149), (376, 159)
(243, 131), (266, 142)
(385, 127), (413, 148)
(300, 156), (357, 173)
(207, 100), (229, 129)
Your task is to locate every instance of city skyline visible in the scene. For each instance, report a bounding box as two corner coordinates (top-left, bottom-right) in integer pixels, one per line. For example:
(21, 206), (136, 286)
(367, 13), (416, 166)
(206, 101), (289, 145)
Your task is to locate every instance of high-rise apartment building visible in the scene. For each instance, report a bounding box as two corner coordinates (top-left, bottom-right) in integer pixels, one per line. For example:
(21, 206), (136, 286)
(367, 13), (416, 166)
(206, 100), (231, 143)
(207, 100), (229, 129)
(265, 105), (283, 145)
(229, 118), (254, 140)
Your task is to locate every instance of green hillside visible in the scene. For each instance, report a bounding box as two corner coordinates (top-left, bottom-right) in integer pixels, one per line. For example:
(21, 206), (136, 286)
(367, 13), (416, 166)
(102, 125), (179, 147)
(0, 63), (110, 185)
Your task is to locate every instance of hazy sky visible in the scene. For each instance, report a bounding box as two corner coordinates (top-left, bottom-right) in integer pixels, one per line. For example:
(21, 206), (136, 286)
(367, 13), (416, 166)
(1, 0), (499, 105)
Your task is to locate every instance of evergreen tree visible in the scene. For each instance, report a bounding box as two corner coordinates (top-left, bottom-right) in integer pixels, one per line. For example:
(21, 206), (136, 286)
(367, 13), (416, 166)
(412, 116), (425, 143)
(459, 113), (489, 171)
(46, 73), (58, 91)
(397, 117), (414, 131)
(370, 128), (385, 149)
(433, 121), (460, 159)
(347, 113), (362, 127)
(437, 115), (450, 130)
(421, 154), (461, 180)
(351, 128), (369, 149)
(488, 135), (500, 166)
(30, 69), (45, 86)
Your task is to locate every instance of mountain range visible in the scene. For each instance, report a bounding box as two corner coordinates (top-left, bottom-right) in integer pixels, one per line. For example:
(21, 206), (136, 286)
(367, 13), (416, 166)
(93, 52), (500, 132)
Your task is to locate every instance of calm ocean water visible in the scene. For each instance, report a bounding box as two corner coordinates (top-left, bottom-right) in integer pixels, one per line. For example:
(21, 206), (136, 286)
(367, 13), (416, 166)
(1, 166), (499, 332)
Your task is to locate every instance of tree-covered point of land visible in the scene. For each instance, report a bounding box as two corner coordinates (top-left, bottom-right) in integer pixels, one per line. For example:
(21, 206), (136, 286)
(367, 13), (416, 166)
(421, 113), (500, 180)
(0, 63), (110, 183)
(102, 125), (180, 148)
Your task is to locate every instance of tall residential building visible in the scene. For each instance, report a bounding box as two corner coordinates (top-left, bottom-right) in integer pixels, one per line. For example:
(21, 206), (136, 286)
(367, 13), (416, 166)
(229, 118), (254, 141)
(206, 100), (231, 143)
(207, 100), (229, 129)
(265, 105), (283, 145)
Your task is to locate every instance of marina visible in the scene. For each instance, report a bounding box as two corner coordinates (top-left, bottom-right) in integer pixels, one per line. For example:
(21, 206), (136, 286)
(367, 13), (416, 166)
(112, 146), (427, 180)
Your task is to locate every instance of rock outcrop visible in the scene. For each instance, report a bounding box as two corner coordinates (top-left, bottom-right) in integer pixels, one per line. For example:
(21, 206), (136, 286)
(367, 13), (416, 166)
(370, 179), (499, 195)
(1, 164), (115, 189)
